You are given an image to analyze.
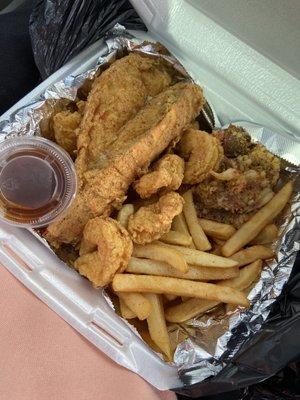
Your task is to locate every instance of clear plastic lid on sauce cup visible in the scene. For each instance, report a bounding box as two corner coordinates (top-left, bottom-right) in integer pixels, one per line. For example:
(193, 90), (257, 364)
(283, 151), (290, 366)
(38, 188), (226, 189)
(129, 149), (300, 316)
(0, 137), (77, 228)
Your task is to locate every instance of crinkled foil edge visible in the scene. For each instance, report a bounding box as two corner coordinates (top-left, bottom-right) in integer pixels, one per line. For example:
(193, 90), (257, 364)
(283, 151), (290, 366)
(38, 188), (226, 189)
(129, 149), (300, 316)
(175, 181), (299, 385)
(0, 24), (299, 387)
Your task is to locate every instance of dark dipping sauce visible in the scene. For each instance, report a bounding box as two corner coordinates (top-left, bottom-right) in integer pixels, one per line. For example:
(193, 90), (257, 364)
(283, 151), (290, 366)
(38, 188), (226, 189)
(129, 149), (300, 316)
(0, 149), (63, 224)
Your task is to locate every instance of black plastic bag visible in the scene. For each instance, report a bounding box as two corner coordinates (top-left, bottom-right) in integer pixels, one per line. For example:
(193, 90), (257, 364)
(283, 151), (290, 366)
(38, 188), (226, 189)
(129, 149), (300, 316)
(177, 255), (300, 398)
(0, 0), (40, 114)
(29, 0), (146, 79)
(178, 363), (300, 400)
(242, 363), (300, 400)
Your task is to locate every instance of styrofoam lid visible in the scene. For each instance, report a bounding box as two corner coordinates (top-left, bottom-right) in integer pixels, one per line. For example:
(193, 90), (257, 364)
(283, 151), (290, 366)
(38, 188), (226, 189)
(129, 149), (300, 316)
(186, 0), (300, 80)
(130, 0), (300, 137)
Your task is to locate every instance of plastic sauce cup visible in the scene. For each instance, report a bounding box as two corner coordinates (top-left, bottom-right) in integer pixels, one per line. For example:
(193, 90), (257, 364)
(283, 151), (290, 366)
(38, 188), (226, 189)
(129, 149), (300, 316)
(0, 137), (77, 227)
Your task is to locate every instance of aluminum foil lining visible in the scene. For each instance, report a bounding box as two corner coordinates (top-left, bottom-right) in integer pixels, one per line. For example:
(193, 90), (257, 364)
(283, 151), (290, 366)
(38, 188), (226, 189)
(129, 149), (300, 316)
(175, 181), (299, 385)
(0, 24), (299, 387)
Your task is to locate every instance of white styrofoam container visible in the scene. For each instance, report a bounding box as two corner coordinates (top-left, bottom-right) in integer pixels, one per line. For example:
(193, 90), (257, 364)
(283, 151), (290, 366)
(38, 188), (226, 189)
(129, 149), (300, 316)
(0, 0), (299, 391)
(130, 0), (300, 139)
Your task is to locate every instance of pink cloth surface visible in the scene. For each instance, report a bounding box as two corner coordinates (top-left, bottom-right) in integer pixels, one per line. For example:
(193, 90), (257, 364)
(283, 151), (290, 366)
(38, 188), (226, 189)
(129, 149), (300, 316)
(0, 265), (176, 400)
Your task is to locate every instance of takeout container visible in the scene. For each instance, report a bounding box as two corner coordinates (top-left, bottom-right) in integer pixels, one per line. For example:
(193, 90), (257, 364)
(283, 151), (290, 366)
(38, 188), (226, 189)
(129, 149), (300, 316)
(0, 0), (299, 393)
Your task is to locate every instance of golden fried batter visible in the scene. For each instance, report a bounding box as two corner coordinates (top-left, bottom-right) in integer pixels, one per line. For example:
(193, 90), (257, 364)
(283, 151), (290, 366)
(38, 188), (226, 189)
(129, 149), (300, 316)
(128, 191), (184, 244)
(76, 53), (174, 176)
(76, 100), (86, 115)
(45, 82), (203, 245)
(177, 129), (223, 184)
(74, 217), (133, 287)
(133, 154), (184, 199)
(187, 120), (199, 130)
(79, 236), (96, 256)
(53, 110), (81, 156)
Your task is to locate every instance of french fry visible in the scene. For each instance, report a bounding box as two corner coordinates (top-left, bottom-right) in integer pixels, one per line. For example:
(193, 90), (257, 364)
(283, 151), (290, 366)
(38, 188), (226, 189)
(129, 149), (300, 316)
(161, 230), (193, 246)
(183, 191), (211, 251)
(166, 299), (220, 323)
(117, 204), (134, 228)
(117, 292), (152, 320)
(113, 274), (250, 307)
(222, 181), (293, 256)
(157, 242), (238, 268)
(218, 259), (263, 289)
(139, 329), (165, 355)
(198, 218), (236, 240)
(230, 245), (274, 267)
(172, 213), (196, 248)
(133, 243), (188, 273)
(145, 293), (172, 361)
(164, 294), (177, 302)
(127, 257), (239, 280)
(226, 285), (255, 313)
(165, 260), (262, 322)
(250, 224), (279, 245)
(172, 213), (190, 235)
(119, 298), (136, 319)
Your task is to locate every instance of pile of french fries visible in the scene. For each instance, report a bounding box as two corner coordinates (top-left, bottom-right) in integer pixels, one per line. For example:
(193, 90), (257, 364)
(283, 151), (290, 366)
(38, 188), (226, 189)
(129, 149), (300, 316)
(112, 181), (293, 361)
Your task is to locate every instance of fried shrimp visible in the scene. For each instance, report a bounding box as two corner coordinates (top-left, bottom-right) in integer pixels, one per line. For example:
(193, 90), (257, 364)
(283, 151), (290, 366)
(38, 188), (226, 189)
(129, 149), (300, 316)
(75, 217), (133, 287)
(133, 154), (184, 198)
(177, 129), (223, 184)
(128, 192), (184, 244)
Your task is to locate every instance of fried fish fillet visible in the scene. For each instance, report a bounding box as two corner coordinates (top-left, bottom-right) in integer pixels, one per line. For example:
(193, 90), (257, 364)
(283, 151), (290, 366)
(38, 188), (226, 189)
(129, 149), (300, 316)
(45, 82), (204, 245)
(76, 52), (174, 176)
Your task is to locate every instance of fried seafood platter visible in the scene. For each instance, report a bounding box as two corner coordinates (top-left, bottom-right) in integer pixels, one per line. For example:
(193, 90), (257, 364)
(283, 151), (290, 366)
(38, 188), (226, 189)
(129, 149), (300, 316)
(42, 49), (293, 362)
